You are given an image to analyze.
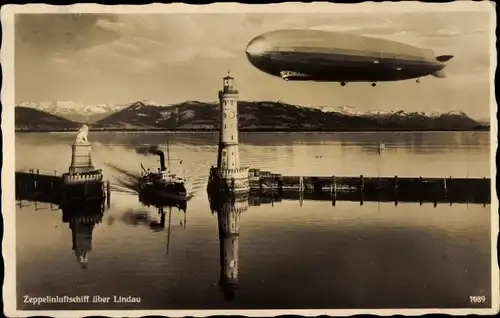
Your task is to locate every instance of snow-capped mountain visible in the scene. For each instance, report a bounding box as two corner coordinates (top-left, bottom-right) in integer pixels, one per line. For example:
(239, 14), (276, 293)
(135, 99), (169, 107)
(361, 109), (472, 119)
(16, 100), (153, 123)
(15, 98), (486, 131)
(315, 105), (475, 119)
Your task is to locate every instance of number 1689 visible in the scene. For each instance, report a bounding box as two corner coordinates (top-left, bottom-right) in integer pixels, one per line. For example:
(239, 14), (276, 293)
(470, 296), (486, 303)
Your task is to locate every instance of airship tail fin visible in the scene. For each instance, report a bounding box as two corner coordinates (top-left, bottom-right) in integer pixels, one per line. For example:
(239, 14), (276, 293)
(436, 55), (454, 63)
(432, 70), (447, 78)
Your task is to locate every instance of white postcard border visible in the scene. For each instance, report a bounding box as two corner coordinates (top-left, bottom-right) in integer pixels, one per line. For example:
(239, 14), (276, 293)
(1, 2), (498, 317)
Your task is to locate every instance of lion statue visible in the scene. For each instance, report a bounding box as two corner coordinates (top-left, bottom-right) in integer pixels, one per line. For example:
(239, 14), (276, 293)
(75, 124), (89, 144)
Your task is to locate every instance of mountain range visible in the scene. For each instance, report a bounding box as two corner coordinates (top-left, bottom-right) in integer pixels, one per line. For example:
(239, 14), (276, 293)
(15, 100), (489, 132)
(17, 100), (130, 123)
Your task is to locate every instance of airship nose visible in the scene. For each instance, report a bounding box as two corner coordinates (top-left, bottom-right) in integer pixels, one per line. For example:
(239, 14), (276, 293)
(246, 35), (270, 58)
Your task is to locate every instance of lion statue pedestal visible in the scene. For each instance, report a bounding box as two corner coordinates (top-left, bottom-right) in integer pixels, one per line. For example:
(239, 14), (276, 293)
(69, 143), (94, 174)
(68, 124), (95, 174)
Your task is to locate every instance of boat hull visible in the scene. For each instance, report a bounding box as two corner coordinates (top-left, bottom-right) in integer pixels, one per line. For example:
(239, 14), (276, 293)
(139, 181), (187, 200)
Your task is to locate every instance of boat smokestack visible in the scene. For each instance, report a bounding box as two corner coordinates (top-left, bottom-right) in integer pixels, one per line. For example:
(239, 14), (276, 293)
(136, 145), (166, 171)
(157, 151), (166, 171)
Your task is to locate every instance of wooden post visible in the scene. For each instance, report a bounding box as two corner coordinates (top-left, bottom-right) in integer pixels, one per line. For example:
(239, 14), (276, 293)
(483, 177), (487, 205)
(299, 176), (304, 193)
(419, 176), (423, 202)
(443, 177), (447, 198)
(394, 175), (399, 204)
(106, 180), (111, 209)
(448, 176), (453, 201)
(331, 176), (337, 199)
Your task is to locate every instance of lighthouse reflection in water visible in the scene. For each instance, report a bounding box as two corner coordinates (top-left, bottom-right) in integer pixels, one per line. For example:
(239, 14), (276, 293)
(210, 194), (248, 301)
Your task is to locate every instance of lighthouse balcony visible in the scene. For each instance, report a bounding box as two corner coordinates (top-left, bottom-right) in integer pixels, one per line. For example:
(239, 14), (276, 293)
(219, 90), (239, 96)
(208, 167), (251, 198)
(63, 170), (104, 185)
(211, 167), (250, 180)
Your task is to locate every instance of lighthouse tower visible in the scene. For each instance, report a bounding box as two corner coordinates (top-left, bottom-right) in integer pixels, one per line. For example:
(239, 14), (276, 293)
(208, 70), (249, 196)
(218, 70), (241, 170)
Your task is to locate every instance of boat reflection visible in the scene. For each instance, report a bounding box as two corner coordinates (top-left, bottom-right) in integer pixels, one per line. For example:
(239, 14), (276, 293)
(139, 190), (187, 212)
(138, 190), (187, 255)
(209, 193), (249, 302)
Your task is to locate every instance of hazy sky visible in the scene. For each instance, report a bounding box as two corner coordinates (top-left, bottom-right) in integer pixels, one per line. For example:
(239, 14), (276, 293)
(15, 10), (493, 118)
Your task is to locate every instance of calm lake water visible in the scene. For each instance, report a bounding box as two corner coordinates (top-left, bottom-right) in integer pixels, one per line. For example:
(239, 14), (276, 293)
(15, 131), (492, 310)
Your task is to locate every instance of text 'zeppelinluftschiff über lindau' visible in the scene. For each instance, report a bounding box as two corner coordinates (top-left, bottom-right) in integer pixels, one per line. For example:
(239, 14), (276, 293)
(23, 295), (142, 305)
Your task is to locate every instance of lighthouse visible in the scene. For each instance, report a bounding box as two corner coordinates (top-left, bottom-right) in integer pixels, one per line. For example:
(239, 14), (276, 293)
(208, 70), (249, 197)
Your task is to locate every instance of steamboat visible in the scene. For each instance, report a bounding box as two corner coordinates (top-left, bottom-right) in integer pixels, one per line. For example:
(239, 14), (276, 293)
(139, 143), (187, 201)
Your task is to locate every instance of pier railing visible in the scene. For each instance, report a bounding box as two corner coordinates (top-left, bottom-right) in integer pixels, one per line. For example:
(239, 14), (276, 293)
(15, 170), (111, 208)
(248, 170), (491, 205)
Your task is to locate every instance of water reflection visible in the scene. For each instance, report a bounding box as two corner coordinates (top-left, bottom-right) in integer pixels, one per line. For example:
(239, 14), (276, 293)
(138, 194), (188, 256)
(61, 201), (104, 268)
(209, 194), (249, 302)
(15, 185), (491, 309)
(14, 131), (491, 309)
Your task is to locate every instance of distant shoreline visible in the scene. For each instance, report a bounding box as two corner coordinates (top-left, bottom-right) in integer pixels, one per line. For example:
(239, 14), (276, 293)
(15, 127), (490, 133)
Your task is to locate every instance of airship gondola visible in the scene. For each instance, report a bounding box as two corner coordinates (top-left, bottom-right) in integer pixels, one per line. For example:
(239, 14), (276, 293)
(245, 29), (453, 86)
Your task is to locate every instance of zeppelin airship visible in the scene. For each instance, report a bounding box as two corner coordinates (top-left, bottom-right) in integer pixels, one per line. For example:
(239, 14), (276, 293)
(245, 29), (454, 86)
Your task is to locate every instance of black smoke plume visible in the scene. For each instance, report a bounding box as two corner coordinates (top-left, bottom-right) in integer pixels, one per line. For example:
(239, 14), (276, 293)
(136, 145), (166, 171)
